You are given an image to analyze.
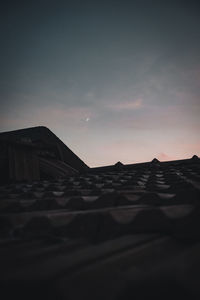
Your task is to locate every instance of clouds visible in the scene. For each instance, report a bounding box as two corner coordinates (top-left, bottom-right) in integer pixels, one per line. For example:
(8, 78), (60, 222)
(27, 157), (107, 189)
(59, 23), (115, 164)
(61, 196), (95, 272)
(157, 153), (172, 161)
(108, 98), (143, 111)
(0, 104), (95, 131)
(0, 0), (200, 166)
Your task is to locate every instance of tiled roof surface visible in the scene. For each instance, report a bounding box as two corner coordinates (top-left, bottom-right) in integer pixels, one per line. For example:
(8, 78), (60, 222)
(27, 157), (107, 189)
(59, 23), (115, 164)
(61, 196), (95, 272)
(0, 128), (200, 299)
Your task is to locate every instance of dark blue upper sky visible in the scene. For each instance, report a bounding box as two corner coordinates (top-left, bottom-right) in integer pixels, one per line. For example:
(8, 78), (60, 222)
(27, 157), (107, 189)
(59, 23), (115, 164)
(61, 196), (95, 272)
(1, 0), (200, 166)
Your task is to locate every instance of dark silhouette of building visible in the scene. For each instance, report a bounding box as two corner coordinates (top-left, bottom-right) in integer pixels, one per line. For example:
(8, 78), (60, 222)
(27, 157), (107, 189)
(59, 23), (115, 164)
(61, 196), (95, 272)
(0, 126), (88, 182)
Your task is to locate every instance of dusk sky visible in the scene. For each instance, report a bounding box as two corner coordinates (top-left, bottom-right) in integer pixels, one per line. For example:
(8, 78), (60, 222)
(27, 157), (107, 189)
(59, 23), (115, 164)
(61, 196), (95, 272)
(1, 0), (200, 167)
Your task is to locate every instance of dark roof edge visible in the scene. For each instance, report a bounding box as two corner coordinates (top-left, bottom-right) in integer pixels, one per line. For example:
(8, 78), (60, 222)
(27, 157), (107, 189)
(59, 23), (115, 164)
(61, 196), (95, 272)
(41, 127), (89, 169)
(90, 156), (199, 172)
(0, 125), (46, 135)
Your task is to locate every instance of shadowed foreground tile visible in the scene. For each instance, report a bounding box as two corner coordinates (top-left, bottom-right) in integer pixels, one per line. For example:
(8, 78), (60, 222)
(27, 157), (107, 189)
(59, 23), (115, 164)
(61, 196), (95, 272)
(139, 193), (162, 205)
(132, 209), (172, 233)
(23, 216), (54, 238)
(0, 281), (64, 300)
(0, 216), (13, 238)
(56, 212), (103, 241)
(1, 202), (24, 213)
(173, 208), (200, 242)
(117, 274), (198, 300)
(56, 235), (191, 300)
(66, 196), (85, 210)
(29, 198), (61, 211)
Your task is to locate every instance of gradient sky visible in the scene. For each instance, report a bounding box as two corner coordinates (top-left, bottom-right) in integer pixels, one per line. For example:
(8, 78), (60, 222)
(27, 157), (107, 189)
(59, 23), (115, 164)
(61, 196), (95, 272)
(1, 0), (200, 166)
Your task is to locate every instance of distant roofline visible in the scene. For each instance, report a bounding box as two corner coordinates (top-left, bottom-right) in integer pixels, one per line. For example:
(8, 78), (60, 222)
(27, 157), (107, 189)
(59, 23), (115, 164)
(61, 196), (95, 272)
(1, 126), (199, 170)
(90, 156), (199, 171)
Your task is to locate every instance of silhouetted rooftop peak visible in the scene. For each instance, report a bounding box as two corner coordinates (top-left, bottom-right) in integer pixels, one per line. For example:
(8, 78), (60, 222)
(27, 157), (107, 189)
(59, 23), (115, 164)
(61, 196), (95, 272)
(151, 158), (160, 164)
(191, 155), (199, 161)
(115, 161), (123, 166)
(114, 161), (124, 169)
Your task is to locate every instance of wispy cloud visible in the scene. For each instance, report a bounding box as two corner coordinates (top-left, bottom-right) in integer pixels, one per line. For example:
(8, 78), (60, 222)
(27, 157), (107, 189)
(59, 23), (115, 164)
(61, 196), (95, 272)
(107, 98), (143, 111)
(0, 104), (95, 132)
(157, 152), (172, 161)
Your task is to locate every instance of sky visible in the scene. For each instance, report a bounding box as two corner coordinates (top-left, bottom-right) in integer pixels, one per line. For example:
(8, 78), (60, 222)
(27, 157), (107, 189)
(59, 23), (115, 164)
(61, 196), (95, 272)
(0, 0), (200, 167)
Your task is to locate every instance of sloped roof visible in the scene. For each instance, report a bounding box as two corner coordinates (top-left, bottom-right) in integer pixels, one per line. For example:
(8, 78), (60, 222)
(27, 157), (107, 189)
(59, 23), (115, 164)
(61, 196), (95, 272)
(0, 126), (89, 172)
(0, 152), (200, 299)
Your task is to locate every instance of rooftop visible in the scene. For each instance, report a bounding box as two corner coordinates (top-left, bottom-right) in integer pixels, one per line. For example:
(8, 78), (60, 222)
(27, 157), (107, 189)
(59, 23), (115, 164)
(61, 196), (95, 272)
(0, 127), (200, 299)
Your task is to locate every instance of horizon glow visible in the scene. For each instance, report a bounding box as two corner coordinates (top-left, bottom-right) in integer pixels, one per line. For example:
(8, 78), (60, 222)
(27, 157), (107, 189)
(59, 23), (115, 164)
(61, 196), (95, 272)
(1, 1), (200, 167)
